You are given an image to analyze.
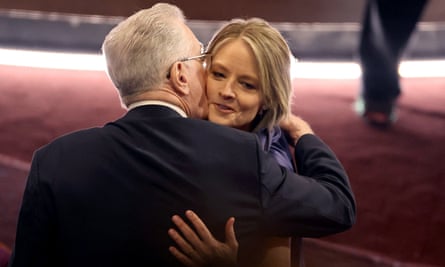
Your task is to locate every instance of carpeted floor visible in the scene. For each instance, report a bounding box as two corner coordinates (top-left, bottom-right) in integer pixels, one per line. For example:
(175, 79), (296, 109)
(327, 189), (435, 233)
(0, 65), (444, 266)
(290, 78), (445, 266)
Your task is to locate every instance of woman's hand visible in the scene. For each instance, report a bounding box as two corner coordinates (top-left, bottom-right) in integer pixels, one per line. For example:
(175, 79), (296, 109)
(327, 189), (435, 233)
(279, 114), (314, 146)
(168, 210), (239, 267)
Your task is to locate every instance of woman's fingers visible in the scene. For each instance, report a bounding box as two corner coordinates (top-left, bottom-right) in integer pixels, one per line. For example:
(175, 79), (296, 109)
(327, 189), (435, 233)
(168, 228), (205, 265)
(168, 245), (196, 267)
(168, 245), (193, 267)
(168, 211), (239, 267)
(185, 210), (214, 242)
(225, 217), (239, 250)
(171, 214), (205, 250)
(168, 228), (195, 257)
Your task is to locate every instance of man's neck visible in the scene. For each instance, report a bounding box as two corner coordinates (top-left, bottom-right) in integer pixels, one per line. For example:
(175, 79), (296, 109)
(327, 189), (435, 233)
(127, 100), (187, 117)
(124, 88), (191, 117)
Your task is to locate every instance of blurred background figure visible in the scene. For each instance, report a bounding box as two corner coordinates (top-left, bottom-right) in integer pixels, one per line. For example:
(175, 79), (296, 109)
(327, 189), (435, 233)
(356, 0), (429, 128)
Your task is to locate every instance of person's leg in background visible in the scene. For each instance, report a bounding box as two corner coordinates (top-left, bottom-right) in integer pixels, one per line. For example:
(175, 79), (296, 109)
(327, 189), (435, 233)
(356, 0), (429, 127)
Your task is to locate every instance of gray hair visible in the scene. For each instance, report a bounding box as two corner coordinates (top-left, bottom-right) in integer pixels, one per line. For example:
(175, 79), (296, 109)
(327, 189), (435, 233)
(102, 3), (194, 105)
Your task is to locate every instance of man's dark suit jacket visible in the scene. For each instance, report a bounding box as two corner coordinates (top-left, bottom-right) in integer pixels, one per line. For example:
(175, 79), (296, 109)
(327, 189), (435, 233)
(9, 105), (355, 267)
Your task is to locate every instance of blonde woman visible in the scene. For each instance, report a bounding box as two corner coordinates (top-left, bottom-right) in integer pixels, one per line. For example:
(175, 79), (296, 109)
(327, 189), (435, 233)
(170, 18), (307, 267)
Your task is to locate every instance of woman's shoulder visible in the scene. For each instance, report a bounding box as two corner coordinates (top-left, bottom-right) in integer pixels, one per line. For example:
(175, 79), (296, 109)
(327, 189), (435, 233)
(257, 126), (295, 171)
(256, 126), (286, 150)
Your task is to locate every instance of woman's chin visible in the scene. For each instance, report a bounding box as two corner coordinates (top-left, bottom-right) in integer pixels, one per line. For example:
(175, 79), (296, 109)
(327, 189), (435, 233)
(208, 115), (231, 127)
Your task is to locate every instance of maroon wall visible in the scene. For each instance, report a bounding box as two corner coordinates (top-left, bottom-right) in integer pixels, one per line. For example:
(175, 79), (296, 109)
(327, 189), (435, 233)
(1, 0), (444, 23)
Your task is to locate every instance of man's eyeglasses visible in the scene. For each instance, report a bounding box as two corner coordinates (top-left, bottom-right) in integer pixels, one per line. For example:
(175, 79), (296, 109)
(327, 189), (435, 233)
(166, 43), (210, 78)
(179, 43), (210, 65)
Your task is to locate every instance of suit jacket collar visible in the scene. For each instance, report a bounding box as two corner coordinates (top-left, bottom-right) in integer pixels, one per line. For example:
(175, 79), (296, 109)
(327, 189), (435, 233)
(126, 104), (185, 120)
(128, 100), (187, 117)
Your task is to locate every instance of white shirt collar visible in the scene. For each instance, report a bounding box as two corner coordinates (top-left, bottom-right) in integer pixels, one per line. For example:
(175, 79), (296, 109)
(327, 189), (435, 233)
(127, 100), (187, 118)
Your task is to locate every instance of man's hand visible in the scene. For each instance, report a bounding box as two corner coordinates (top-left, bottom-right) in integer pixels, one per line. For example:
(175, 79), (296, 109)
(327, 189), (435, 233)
(168, 210), (238, 267)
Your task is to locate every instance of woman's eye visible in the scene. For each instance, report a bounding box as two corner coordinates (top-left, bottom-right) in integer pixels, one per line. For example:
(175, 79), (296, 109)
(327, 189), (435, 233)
(211, 71), (225, 79)
(241, 82), (256, 90)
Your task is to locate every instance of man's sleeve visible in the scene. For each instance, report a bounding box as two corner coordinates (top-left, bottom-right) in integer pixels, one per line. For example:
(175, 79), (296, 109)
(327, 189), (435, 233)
(259, 134), (356, 237)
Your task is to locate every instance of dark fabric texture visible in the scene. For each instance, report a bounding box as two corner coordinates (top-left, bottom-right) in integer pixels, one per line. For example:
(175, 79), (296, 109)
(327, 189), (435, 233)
(8, 105), (354, 267)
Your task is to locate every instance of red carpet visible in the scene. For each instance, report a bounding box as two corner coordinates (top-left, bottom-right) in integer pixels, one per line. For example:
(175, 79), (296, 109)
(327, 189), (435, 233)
(0, 64), (444, 266)
(290, 78), (445, 266)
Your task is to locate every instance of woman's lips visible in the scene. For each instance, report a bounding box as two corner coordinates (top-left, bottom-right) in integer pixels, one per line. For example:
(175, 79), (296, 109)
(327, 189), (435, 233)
(214, 103), (235, 113)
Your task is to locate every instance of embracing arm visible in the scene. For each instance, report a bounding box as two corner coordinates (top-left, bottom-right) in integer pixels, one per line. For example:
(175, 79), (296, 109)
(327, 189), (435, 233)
(261, 114), (356, 237)
(167, 115), (355, 265)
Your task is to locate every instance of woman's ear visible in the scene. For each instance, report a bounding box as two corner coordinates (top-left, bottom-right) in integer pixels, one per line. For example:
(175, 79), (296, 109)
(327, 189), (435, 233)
(168, 62), (190, 96)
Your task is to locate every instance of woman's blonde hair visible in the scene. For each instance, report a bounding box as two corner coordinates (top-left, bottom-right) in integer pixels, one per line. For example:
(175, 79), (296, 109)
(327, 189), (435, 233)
(206, 18), (292, 132)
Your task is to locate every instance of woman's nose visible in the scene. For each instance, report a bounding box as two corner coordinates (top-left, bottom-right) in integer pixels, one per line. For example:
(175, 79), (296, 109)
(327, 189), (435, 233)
(219, 82), (235, 99)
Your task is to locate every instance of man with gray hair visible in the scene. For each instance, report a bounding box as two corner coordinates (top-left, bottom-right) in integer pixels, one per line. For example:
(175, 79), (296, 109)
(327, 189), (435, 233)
(9, 3), (355, 267)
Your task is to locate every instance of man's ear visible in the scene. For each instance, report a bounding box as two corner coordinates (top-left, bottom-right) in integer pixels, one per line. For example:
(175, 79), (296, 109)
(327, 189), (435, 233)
(169, 62), (190, 96)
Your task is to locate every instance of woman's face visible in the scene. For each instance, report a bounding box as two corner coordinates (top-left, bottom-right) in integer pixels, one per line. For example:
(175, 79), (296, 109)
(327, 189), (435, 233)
(206, 39), (263, 131)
